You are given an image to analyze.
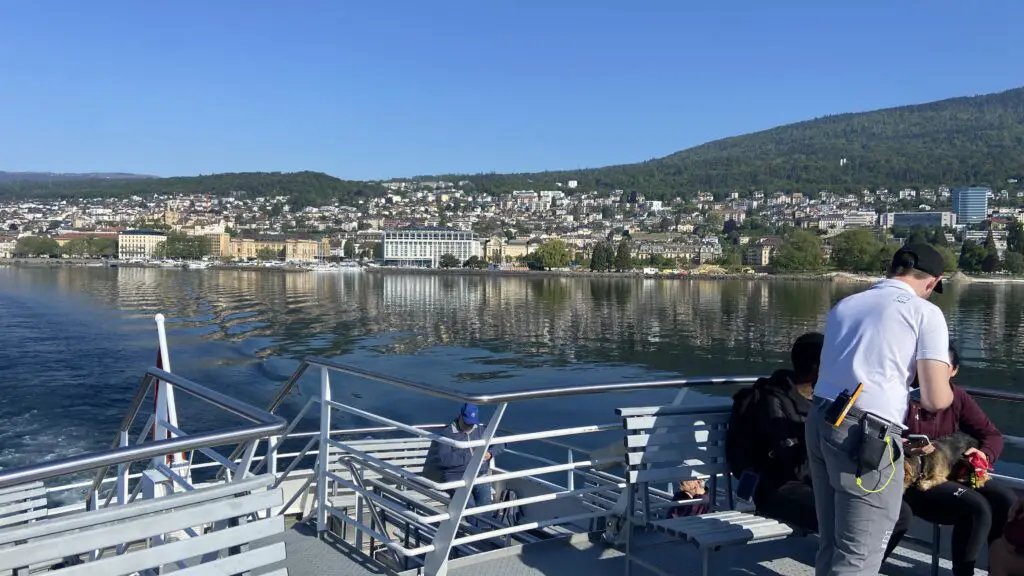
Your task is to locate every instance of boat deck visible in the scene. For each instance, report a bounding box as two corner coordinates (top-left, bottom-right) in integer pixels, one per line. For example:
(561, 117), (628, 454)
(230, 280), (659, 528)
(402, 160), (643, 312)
(257, 522), (977, 576)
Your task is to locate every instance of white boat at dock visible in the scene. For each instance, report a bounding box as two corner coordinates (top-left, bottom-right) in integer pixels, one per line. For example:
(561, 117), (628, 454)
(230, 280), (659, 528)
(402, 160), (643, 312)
(0, 314), (1018, 575)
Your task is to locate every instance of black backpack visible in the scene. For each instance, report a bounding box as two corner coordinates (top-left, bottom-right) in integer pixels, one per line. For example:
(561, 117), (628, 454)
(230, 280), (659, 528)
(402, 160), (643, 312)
(492, 488), (524, 527)
(725, 384), (767, 480)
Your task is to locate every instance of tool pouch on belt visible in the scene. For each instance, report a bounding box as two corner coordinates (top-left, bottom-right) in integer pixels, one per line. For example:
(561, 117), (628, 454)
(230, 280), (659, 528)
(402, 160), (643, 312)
(853, 414), (891, 473)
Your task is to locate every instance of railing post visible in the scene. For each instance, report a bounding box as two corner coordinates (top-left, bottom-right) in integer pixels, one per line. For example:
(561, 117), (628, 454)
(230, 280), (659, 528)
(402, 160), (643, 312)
(265, 435), (279, 518)
(422, 402), (508, 576)
(115, 430), (130, 553)
(267, 435), (279, 477)
(87, 490), (100, 562)
(567, 449), (575, 491)
(316, 367), (332, 536)
(116, 430), (129, 509)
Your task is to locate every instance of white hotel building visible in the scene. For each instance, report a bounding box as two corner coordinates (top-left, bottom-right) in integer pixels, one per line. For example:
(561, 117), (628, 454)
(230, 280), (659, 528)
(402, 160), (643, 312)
(381, 228), (481, 267)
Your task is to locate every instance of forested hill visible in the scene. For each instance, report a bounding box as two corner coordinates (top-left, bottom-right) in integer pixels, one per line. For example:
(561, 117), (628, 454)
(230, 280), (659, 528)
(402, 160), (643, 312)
(3, 87), (1023, 205)
(0, 171), (386, 208)
(444, 87), (1024, 199)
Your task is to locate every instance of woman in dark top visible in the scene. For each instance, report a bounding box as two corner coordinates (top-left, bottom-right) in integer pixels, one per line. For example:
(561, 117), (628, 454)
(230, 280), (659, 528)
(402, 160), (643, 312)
(900, 343), (1017, 576)
(668, 478), (709, 518)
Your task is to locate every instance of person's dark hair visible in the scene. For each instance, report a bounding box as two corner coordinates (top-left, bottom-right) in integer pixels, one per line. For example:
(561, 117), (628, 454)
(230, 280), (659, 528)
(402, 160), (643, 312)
(949, 341), (960, 370)
(791, 332), (825, 379)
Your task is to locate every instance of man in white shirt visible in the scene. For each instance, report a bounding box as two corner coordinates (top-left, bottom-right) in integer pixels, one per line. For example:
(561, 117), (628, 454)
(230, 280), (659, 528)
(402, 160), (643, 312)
(806, 243), (954, 576)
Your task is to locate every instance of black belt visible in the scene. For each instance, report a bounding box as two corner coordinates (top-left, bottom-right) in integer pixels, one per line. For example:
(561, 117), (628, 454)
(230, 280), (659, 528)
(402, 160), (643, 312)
(815, 397), (905, 434)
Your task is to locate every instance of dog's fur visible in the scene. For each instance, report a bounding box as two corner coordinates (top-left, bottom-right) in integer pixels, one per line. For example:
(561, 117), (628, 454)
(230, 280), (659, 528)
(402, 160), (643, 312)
(903, 431), (986, 491)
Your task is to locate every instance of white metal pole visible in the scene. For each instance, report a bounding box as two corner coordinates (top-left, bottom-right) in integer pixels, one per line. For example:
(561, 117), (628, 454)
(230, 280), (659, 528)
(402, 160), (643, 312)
(316, 367), (332, 535)
(155, 314), (188, 474)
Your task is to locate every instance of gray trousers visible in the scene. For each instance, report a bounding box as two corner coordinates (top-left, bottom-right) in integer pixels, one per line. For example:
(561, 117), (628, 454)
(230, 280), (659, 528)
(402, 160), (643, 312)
(805, 400), (905, 576)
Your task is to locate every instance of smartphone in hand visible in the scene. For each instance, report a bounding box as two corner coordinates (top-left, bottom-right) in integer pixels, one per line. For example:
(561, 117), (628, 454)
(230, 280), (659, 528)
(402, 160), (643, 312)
(905, 434), (931, 450)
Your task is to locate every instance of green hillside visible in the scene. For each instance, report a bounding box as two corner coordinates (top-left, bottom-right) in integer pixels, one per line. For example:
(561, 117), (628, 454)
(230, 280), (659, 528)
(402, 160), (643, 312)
(3, 87), (1023, 205)
(0, 171), (385, 208)
(449, 87), (1024, 199)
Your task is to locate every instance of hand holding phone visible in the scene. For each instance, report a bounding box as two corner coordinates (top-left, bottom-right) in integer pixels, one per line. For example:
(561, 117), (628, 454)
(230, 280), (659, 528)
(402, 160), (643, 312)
(905, 434), (931, 450)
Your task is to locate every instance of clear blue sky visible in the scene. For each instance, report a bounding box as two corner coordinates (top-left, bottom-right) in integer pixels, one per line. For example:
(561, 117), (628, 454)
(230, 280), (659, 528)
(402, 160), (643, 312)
(1, 0), (1021, 181)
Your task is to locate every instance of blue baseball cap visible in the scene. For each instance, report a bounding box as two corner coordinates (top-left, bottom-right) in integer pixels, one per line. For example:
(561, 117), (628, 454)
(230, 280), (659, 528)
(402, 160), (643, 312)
(460, 403), (480, 425)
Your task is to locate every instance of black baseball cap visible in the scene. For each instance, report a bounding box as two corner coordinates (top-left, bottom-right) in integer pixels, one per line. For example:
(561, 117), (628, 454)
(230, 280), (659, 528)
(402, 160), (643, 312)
(891, 243), (945, 293)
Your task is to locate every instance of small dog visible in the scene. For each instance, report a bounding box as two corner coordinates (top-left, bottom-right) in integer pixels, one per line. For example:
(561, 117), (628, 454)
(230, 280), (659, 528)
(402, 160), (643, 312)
(903, 431), (986, 491)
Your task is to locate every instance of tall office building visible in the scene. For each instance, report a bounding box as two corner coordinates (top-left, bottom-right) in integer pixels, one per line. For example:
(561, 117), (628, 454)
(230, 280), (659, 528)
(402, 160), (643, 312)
(951, 186), (990, 224)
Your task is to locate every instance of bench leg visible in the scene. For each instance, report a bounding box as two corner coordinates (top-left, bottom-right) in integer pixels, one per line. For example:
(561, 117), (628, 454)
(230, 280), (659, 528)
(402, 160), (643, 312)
(931, 524), (941, 576)
(701, 547), (710, 576)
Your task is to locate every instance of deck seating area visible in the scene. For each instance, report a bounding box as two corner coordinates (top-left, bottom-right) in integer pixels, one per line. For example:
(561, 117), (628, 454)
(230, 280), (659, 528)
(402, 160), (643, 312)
(614, 403), (972, 576)
(0, 474), (288, 576)
(618, 404), (796, 576)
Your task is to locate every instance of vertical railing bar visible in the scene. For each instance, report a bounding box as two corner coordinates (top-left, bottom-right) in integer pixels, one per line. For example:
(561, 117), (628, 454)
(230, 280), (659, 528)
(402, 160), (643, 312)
(316, 367), (331, 535)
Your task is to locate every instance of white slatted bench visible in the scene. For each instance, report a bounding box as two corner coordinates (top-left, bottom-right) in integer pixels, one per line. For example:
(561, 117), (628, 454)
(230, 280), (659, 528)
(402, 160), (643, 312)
(327, 437), (431, 509)
(0, 482), (46, 530)
(618, 405), (793, 576)
(0, 473), (287, 576)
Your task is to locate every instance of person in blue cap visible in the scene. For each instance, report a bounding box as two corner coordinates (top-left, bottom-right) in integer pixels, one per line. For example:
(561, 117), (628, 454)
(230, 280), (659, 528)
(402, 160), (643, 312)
(423, 403), (504, 520)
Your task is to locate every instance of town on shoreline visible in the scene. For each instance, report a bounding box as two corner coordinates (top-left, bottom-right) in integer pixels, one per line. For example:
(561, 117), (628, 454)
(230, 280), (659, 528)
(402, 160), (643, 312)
(7, 256), (1022, 288)
(3, 182), (1023, 283)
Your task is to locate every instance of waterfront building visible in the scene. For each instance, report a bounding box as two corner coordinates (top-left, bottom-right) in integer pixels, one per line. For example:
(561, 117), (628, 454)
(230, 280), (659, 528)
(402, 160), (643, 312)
(951, 186), (990, 224)
(745, 237), (783, 266)
(226, 236), (326, 262)
(890, 211), (957, 229)
(117, 230), (168, 259)
(381, 227), (480, 267)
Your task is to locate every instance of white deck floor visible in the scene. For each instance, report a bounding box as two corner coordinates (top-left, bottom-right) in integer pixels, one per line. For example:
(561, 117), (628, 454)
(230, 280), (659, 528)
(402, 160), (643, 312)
(258, 522), (984, 576)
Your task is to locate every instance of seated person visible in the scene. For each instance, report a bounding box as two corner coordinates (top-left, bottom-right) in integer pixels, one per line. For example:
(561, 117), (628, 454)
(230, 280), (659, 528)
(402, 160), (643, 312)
(727, 332), (912, 559)
(423, 403), (505, 518)
(898, 342), (1016, 576)
(668, 478), (709, 518)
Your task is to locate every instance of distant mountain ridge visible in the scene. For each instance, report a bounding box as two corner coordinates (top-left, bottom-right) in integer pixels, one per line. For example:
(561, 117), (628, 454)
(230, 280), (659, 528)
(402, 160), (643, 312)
(0, 171), (155, 183)
(441, 86), (1024, 199)
(3, 86), (1022, 205)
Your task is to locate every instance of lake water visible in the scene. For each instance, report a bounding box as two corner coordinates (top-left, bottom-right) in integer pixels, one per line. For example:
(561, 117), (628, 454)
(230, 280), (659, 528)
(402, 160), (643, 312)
(2, 266), (1023, 472)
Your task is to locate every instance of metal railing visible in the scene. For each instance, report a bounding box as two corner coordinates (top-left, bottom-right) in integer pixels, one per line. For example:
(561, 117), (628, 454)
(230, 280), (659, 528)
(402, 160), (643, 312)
(0, 367), (286, 495)
(245, 356), (1024, 576)
(246, 358), (758, 576)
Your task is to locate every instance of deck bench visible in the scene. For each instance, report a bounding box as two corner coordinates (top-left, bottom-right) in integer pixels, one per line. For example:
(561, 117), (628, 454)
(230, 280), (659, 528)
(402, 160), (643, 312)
(616, 403), (954, 576)
(0, 482), (46, 530)
(0, 473), (287, 576)
(618, 404), (794, 576)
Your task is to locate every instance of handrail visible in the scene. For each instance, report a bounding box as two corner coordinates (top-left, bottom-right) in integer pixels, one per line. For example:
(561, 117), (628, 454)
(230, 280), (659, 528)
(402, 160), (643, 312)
(304, 356), (761, 404)
(306, 357), (1024, 406)
(0, 367), (286, 491)
(959, 386), (1024, 403)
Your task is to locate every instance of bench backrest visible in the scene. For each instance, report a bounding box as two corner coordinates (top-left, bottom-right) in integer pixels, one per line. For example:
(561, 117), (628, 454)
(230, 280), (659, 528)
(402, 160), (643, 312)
(328, 437), (431, 479)
(0, 474), (286, 576)
(617, 404), (732, 519)
(0, 481), (46, 529)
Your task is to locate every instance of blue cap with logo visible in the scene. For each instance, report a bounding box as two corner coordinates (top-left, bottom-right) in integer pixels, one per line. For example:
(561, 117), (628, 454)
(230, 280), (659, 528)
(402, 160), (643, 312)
(460, 403), (480, 425)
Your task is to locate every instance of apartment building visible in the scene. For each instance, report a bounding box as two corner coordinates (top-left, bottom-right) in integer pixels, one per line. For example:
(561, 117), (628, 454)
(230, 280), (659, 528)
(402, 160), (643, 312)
(118, 230), (168, 259)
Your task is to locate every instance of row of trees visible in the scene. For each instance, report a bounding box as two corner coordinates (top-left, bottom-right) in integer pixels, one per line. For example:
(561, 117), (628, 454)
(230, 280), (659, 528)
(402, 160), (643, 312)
(152, 233), (210, 260)
(13, 235), (117, 258)
(761, 225), (1024, 276)
(590, 240), (633, 272)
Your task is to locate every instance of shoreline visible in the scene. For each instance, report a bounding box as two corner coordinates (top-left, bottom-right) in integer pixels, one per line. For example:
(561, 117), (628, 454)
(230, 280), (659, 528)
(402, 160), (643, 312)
(6, 258), (1024, 284)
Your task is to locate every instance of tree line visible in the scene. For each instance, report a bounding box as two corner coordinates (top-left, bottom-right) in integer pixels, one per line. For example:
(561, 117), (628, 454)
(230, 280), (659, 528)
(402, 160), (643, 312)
(13, 235), (117, 258)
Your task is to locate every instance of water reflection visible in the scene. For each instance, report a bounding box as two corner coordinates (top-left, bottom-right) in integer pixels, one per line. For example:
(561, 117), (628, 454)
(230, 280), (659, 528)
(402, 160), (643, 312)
(3, 267), (1024, 463)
